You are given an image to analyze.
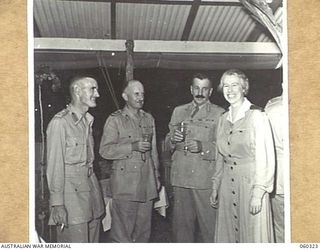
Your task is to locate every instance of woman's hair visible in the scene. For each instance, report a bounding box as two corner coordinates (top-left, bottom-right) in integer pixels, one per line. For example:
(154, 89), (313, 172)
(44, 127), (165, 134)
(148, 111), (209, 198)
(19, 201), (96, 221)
(218, 69), (249, 95)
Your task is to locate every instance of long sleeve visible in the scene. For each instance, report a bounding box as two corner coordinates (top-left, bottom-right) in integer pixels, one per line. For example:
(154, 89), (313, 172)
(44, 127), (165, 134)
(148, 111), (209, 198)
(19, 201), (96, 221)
(211, 117), (224, 190)
(166, 108), (179, 151)
(151, 119), (160, 178)
(99, 116), (133, 160)
(46, 117), (66, 206)
(251, 111), (275, 198)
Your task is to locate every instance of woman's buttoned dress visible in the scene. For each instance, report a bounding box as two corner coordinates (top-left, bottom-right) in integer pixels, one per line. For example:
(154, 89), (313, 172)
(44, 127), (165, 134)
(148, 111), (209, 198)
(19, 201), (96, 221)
(212, 99), (275, 243)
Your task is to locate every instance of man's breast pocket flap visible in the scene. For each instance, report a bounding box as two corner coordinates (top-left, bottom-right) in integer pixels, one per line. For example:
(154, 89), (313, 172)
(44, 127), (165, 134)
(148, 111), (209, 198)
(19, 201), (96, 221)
(65, 178), (90, 193)
(65, 137), (85, 163)
(66, 137), (85, 147)
(120, 129), (138, 141)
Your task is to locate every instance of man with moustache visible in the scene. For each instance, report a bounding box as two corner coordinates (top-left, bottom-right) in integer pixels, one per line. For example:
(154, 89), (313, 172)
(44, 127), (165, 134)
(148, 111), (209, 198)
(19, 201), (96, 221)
(99, 80), (160, 243)
(46, 76), (104, 242)
(167, 73), (224, 242)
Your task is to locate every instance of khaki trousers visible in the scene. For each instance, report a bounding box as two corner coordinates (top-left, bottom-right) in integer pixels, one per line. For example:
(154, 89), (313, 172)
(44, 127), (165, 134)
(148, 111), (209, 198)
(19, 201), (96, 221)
(271, 194), (285, 243)
(172, 187), (216, 242)
(56, 218), (101, 243)
(110, 198), (153, 243)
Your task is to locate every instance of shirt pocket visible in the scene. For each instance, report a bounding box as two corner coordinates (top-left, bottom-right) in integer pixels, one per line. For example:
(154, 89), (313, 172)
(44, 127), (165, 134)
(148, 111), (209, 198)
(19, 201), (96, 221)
(125, 161), (143, 173)
(119, 129), (139, 142)
(65, 136), (86, 164)
(64, 176), (91, 193)
(188, 119), (215, 141)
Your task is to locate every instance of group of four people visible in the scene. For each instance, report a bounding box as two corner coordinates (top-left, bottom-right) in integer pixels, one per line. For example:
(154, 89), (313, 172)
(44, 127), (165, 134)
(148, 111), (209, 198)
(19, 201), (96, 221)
(46, 69), (284, 243)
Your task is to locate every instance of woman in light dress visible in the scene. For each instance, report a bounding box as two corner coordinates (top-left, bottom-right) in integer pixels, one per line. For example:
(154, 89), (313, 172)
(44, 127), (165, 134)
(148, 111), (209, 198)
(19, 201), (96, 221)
(210, 69), (275, 243)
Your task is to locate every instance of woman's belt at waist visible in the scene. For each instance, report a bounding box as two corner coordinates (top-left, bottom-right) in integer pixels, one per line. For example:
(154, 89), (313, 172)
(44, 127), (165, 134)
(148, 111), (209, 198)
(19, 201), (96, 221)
(223, 157), (254, 166)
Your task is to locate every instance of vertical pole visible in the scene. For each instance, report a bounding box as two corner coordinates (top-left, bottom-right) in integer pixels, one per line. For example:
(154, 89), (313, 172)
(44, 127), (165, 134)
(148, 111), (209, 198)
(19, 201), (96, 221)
(125, 40), (134, 82)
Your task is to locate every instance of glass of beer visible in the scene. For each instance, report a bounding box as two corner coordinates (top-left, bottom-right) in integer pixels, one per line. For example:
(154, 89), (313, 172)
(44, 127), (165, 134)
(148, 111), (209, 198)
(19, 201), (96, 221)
(178, 122), (187, 142)
(141, 133), (152, 161)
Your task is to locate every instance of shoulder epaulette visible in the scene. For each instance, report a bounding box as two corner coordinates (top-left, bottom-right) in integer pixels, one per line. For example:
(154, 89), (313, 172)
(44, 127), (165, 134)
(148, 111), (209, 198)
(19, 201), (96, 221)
(250, 104), (264, 112)
(266, 96), (282, 107)
(54, 109), (69, 118)
(111, 110), (122, 116)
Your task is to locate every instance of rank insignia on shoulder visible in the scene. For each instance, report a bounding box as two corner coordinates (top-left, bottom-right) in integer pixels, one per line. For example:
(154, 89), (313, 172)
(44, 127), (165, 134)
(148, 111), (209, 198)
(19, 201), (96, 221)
(111, 110), (122, 116)
(250, 104), (264, 112)
(55, 109), (69, 118)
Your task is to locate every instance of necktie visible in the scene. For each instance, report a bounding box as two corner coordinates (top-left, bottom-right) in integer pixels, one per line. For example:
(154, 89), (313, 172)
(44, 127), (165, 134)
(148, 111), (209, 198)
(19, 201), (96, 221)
(191, 105), (200, 118)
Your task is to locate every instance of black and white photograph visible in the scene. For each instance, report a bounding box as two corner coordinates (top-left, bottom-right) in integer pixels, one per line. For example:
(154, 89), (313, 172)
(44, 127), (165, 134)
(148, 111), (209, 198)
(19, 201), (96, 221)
(30, 0), (289, 244)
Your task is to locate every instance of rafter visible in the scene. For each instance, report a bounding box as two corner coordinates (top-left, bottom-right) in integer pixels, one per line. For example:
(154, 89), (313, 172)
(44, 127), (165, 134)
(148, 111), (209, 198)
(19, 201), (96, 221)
(34, 38), (280, 54)
(181, 0), (201, 41)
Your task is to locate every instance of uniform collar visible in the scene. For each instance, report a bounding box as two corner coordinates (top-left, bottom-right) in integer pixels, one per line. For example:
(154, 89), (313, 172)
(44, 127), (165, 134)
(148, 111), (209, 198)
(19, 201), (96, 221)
(191, 100), (211, 112)
(68, 104), (93, 125)
(122, 105), (146, 119)
(226, 98), (251, 123)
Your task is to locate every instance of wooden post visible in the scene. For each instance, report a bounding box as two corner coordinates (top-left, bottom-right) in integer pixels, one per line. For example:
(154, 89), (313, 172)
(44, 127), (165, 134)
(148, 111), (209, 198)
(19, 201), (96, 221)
(125, 40), (134, 82)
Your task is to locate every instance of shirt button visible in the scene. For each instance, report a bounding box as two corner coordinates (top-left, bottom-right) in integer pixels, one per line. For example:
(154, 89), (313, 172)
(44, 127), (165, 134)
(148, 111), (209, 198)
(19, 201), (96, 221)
(230, 167), (233, 170)
(228, 154), (232, 157)
(227, 142), (230, 145)
(233, 203), (237, 207)
(120, 167), (124, 170)
(224, 159), (227, 163)
(230, 131), (233, 134)
(234, 215), (237, 219)
(232, 191), (235, 194)
(235, 228), (238, 232)
(75, 143), (78, 146)
(75, 188), (78, 192)
(231, 178), (234, 182)
(233, 162), (237, 165)
(128, 135), (131, 138)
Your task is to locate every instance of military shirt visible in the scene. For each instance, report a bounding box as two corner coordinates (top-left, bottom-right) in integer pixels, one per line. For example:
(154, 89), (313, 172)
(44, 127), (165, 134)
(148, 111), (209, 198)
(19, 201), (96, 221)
(99, 106), (159, 202)
(46, 105), (104, 225)
(167, 101), (224, 189)
(265, 95), (284, 194)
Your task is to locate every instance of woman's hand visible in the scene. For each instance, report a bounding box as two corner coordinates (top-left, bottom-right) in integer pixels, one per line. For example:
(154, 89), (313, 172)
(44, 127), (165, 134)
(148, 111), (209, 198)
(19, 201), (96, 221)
(210, 189), (218, 208)
(249, 196), (262, 215)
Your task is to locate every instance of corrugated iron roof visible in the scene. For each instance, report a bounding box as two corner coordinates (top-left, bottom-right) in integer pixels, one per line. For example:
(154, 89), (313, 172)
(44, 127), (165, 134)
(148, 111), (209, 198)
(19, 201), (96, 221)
(34, 0), (281, 42)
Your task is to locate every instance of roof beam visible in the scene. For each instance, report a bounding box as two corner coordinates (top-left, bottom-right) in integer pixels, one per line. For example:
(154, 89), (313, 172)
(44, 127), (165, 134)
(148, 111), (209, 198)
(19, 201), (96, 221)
(33, 18), (41, 37)
(34, 38), (281, 54)
(181, 0), (201, 41)
(110, 0), (116, 39)
(61, 0), (241, 6)
(245, 0), (282, 42)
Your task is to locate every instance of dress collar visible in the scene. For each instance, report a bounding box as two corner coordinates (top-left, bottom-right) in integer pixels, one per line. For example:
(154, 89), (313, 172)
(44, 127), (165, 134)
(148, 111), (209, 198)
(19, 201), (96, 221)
(226, 98), (252, 123)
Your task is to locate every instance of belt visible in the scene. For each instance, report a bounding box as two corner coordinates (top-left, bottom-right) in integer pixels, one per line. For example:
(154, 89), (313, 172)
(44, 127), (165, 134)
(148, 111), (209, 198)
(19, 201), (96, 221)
(223, 157), (254, 166)
(65, 165), (93, 177)
(174, 143), (193, 152)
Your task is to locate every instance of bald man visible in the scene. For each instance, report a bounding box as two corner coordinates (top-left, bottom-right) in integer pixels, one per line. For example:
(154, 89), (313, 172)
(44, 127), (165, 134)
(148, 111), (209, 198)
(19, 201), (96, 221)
(46, 76), (104, 242)
(100, 80), (160, 242)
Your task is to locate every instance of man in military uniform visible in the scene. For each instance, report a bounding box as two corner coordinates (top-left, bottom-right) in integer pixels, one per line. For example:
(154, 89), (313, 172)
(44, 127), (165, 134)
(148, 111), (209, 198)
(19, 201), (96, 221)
(46, 76), (105, 242)
(265, 94), (285, 242)
(99, 80), (160, 243)
(167, 73), (224, 242)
